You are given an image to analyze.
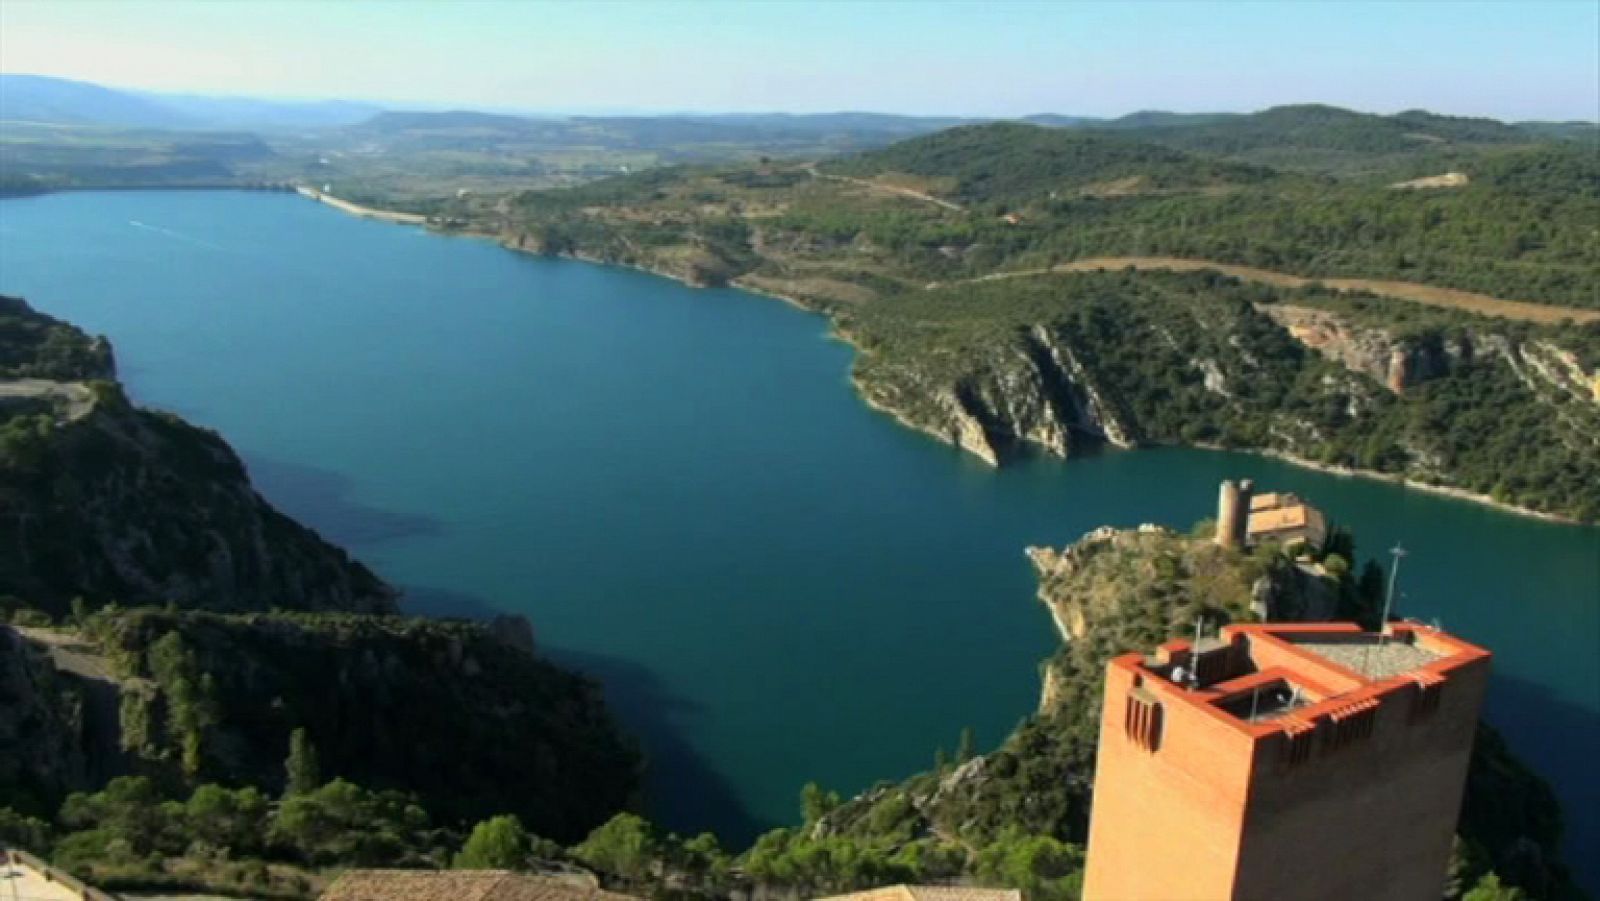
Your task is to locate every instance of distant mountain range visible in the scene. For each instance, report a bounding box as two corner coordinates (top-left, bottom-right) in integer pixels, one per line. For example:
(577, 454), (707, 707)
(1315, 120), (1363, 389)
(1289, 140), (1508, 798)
(0, 73), (382, 130)
(4, 73), (1594, 147)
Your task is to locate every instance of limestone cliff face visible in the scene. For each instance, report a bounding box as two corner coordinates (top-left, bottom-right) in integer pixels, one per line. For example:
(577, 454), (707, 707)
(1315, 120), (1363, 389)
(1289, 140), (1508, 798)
(1261, 303), (1600, 408)
(847, 280), (1598, 520)
(852, 325), (1136, 466)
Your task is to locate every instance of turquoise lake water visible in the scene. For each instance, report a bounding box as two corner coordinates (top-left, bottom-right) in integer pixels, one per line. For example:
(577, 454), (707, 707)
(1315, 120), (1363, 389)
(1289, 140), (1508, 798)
(2, 191), (1595, 883)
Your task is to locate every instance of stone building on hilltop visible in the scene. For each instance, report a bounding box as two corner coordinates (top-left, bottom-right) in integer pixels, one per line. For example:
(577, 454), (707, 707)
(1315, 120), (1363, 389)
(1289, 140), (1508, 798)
(1214, 480), (1328, 551)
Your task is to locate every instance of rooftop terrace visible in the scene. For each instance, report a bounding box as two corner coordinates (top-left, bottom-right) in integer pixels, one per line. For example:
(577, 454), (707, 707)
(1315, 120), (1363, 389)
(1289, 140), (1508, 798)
(1114, 622), (1488, 740)
(1290, 633), (1444, 681)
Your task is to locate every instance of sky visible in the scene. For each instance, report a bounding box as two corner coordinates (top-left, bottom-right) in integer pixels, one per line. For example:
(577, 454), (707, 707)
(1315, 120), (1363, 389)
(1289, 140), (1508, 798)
(2, 0), (1597, 120)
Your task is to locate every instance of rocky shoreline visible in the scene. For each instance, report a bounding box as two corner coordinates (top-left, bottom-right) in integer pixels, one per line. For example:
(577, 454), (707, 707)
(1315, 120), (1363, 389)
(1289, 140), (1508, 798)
(1235, 445), (1580, 525)
(298, 196), (1583, 527)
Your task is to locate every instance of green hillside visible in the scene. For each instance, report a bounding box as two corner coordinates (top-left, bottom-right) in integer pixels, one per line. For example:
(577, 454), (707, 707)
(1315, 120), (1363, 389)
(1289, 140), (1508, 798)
(823, 121), (1274, 202)
(1104, 103), (1530, 154)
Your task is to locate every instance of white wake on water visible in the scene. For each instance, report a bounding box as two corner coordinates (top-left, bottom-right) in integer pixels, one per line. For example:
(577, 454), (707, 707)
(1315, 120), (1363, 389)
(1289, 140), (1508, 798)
(129, 220), (226, 251)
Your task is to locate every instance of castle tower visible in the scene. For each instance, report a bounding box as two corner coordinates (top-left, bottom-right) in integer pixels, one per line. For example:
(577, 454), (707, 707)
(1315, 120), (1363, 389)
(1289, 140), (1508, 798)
(1082, 622), (1490, 901)
(1215, 479), (1253, 548)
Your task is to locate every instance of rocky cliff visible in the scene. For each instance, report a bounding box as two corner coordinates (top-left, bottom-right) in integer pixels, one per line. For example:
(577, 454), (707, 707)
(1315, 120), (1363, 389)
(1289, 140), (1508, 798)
(0, 295), (394, 616)
(845, 274), (1600, 521)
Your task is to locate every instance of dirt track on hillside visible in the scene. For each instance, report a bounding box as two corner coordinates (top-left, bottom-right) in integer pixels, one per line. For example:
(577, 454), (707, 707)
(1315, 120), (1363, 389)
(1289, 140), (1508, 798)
(942, 256), (1600, 325)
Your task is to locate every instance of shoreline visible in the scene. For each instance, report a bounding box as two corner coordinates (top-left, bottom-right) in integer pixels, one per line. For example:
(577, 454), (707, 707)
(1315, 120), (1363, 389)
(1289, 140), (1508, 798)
(301, 194), (1587, 528)
(1214, 444), (1582, 526)
(293, 185), (428, 225)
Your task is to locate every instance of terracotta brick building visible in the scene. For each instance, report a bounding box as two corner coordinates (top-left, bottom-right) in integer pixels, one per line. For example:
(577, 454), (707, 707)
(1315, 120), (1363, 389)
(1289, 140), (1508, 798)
(1082, 622), (1489, 901)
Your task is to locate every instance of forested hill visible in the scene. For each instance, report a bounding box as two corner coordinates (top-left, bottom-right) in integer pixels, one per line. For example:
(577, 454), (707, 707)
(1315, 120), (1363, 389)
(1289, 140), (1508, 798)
(1091, 104), (1535, 154)
(821, 121), (1275, 202)
(1060, 104), (1598, 175)
(490, 115), (1600, 521)
(0, 295), (394, 615)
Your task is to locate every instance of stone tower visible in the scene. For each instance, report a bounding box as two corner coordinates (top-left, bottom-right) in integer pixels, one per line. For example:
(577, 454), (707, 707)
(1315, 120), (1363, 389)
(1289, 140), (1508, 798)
(1082, 622), (1490, 901)
(1215, 479), (1253, 548)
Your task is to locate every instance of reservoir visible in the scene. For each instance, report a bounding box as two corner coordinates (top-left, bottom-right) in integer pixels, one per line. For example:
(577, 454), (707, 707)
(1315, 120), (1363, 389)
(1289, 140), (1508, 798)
(2, 191), (1595, 883)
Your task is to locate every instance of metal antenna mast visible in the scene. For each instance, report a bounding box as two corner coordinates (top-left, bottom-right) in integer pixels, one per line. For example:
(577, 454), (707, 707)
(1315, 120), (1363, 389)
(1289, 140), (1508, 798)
(1189, 616), (1205, 689)
(1380, 543), (1408, 643)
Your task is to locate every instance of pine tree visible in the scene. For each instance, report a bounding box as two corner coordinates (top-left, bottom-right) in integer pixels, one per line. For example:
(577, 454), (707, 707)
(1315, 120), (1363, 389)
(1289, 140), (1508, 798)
(956, 726), (976, 763)
(285, 727), (321, 797)
(454, 815), (530, 869)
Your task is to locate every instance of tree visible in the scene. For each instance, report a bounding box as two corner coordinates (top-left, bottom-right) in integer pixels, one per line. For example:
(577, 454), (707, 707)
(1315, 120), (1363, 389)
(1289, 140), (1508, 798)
(1463, 872), (1527, 901)
(269, 779), (429, 867)
(0, 807), (51, 851)
(572, 813), (662, 883)
(454, 814), (530, 869)
(974, 827), (1085, 901)
(956, 727), (976, 763)
(146, 631), (217, 776)
(677, 832), (732, 888)
(185, 784), (269, 855)
(800, 782), (841, 826)
(56, 776), (182, 857)
(285, 727), (321, 797)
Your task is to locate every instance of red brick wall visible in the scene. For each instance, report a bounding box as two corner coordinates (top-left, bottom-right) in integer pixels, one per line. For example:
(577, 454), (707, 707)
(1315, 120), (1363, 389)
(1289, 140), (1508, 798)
(1084, 661), (1256, 900)
(1083, 632), (1489, 901)
(1232, 655), (1489, 900)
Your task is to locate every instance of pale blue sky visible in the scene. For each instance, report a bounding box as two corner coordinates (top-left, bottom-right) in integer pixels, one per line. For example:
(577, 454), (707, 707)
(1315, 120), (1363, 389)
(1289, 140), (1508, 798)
(2, 0), (1596, 119)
